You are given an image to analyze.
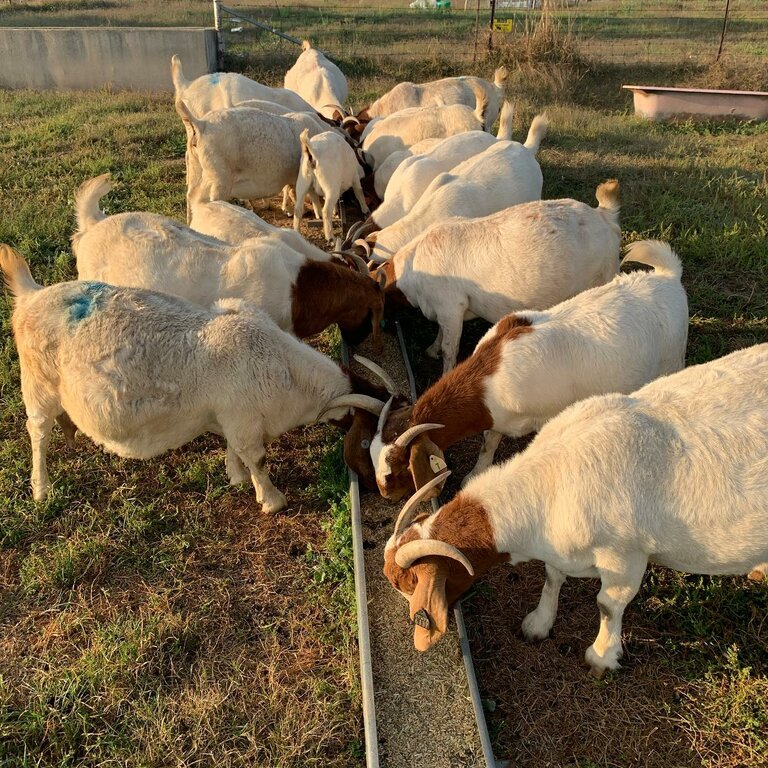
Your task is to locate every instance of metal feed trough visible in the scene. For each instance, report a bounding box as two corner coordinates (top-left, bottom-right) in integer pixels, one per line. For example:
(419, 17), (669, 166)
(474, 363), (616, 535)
(623, 85), (768, 122)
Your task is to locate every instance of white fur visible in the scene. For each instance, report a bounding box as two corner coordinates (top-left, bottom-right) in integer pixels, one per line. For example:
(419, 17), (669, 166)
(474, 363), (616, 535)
(73, 175), (329, 333)
(189, 199), (330, 261)
(372, 138), (441, 200)
(361, 98), (488, 171)
(384, 182), (621, 372)
(284, 42), (349, 119)
(362, 67), (508, 128)
(368, 114), (548, 261)
(373, 102), (514, 229)
(171, 55), (314, 117)
(2, 255), (367, 513)
(391, 343), (768, 671)
(293, 130), (369, 242)
(176, 104), (327, 220)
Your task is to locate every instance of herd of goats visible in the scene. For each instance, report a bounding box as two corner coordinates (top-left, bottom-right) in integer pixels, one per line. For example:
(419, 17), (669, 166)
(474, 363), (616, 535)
(3, 42), (765, 677)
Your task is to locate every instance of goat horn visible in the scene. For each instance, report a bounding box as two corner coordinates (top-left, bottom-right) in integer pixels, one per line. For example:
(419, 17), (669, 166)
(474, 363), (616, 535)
(317, 394), (385, 421)
(354, 238), (371, 257)
(342, 115), (361, 126)
(354, 355), (397, 394)
(393, 471), (451, 539)
(395, 423), (444, 448)
(376, 395), (394, 436)
(395, 538), (474, 575)
(346, 220), (365, 242)
(349, 254), (370, 274)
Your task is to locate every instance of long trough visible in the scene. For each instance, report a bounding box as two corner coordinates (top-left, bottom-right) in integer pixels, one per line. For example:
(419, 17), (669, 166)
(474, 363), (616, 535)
(623, 84), (768, 122)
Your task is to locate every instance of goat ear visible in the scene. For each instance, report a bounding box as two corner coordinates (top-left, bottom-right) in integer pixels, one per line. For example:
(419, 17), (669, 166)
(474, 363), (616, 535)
(332, 109), (343, 122)
(408, 437), (446, 494)
(377, 270), (387, 290)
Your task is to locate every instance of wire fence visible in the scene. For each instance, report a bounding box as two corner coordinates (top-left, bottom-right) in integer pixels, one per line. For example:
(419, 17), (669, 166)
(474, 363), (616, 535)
(218, 2), (768, 69)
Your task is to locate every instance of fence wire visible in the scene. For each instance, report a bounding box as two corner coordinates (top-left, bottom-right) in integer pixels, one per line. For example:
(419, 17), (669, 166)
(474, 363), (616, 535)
(219, 3), (768, 69)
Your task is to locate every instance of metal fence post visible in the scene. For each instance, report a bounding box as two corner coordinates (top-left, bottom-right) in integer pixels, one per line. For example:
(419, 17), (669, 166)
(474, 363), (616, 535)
(212, 0), (225, 68)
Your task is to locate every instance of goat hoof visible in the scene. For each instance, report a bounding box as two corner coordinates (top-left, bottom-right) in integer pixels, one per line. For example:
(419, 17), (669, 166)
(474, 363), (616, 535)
(584, 645), (621, 677)
(32, 484), (51, 502)
(521, 612), (551, 642)
(426, 347), (441, 360)
(261, 491), (287, 514)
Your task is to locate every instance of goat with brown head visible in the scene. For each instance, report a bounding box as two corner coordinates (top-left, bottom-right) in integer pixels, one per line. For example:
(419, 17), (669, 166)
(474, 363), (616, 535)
(383, 472), (508, 650)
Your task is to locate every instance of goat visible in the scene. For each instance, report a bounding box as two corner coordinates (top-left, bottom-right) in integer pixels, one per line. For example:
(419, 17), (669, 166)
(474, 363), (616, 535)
(189, 199), (331, 262)
(383, 342), (768, 675)
(372, 137), (441, 201)
(284, 40), (349, 120)
(293, 129), (369, 242)
(375, 178), (619, 373)
(358, 113), (548, 261)
(354, 101), (515, 241)
(370, 239), (688, 501)
(360, 93), (488, 171)
(176, 101), (327, 220)
(171, 55), (314, 117)
(0, 245), (392, 512)
(73, 174), (383, 349)
(355, 67), (508, 129)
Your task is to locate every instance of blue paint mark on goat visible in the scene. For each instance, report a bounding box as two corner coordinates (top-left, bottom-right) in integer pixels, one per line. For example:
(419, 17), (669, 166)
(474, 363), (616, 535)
(68, 282), (109, 323)
(209, 72), (221, 86)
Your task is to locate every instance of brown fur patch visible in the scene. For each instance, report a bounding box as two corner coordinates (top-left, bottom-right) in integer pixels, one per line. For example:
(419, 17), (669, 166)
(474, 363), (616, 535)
(377, 315), (534, 497)
(291, 261), (384, 346)
(384, 494), (508, 648)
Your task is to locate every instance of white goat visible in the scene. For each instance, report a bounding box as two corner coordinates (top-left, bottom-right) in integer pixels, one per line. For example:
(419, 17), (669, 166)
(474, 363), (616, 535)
(372, 138), (442, 200)
(376, 180), (621, 372)
(171, 55), (314, 116)
(73, 175), (384, 347)
(293, 129), (369, 242)
(368, 240), (688, 502)
(284, 40), (349, 119)
(384, 343), (768, 675)
(189, 199), (331, 262)
(363, 101), (515, 235)
(176, 102), (326, 219)
(357, 67), (508, 128)
(362, 113), (548, 262)
(360, 95), (488, 171)
(0, 245), (389, 513)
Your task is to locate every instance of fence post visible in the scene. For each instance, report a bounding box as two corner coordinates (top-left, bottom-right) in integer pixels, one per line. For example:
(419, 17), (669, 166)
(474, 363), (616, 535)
(212, 0), (225, 68)
(488, 0), (497, 52)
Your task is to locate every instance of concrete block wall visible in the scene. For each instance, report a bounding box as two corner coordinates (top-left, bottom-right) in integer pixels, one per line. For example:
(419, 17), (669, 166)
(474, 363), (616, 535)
(0, 27), (217, 91)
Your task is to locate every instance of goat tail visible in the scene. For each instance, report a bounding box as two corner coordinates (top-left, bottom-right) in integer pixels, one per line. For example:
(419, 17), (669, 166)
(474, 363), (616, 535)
(299, 127), (315, 169)
(595, 179), (620, 211)
(494, 66), (508, 87)
(621, 240), (683, 280)
(523, 112), (550, 155)
(74, 172), (112, 235)
(302, 39), (312, 51)
(170, 54), (189, 93)
(496, 100), (514, 141)
(0, 245), (41, 299)
(469, 82), (489, 130)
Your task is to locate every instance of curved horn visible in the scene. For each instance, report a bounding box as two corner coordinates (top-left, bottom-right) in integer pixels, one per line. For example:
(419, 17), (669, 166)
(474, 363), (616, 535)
(342, 115), (361, 126)
(354, 355), (397, 394)
(354, 238), (371, 257)
(395, 538), (474, 575)
(349, 253), (370, 274)
(345, 220), (364, 242)
(375, 395), (394, 437)
(395, 423), (444, 448)
(393, 471), (451, 539)
(317, 394), (385, 422)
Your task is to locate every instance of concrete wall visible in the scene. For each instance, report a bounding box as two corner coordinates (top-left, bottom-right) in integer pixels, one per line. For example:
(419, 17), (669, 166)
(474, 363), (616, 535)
(0, 27), (217, 91)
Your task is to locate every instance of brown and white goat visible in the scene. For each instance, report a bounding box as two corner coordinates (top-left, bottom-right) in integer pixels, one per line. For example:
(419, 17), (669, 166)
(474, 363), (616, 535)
(73, 174), (384, 349)
(384, 343), (768, 674)
(369, 240), (688, 501)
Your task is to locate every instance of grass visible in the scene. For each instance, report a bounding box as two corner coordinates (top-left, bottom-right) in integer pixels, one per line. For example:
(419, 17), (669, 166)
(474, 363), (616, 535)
(0, 7), (767, 766)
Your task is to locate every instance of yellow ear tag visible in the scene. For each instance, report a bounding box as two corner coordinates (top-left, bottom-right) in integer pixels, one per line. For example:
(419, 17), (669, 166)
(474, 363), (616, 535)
(429, 455), (447, 473)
